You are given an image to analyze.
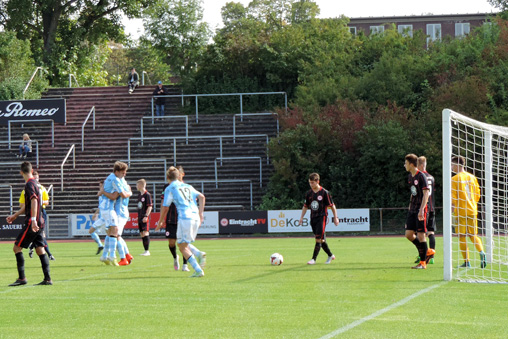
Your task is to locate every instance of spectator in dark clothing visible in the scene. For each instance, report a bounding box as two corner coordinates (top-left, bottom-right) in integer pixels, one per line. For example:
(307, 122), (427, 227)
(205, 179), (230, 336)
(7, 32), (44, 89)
(153, 81), (167, 117)
(128, 68), (139, 94)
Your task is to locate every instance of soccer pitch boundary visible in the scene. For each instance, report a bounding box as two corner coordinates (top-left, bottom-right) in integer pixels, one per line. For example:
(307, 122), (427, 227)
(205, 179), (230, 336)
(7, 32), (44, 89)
(318, 281), (448, 338)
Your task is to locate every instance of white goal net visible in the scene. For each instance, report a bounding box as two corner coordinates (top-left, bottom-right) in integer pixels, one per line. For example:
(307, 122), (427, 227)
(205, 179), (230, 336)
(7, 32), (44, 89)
(443, 109), (508, 283)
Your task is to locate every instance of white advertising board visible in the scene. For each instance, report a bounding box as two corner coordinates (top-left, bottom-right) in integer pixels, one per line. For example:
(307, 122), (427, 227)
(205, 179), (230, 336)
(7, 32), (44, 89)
(198, 211), (219, 234)
(268, 209), (370, 233)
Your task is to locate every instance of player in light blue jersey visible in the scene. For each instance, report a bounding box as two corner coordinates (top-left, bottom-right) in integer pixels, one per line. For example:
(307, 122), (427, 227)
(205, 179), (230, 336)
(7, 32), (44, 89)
(98, 161), (131, 266)
(115, 177), (133, 265)
(89, 206), (105, 255)
(156, 167), (206, 277)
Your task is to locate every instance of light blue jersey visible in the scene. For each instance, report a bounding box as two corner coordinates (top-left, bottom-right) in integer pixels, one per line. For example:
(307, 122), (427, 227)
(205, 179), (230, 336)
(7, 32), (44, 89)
(163, 181), (200, 220)
(115, 177), (130, 219)
(99, 173), (122, 211)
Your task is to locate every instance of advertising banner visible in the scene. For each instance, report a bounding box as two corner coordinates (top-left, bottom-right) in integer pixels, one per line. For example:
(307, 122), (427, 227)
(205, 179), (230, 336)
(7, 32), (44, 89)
(0, 217), (24, 238)
(198, 211), (219, 235)
(70, 214), (107, 236)
(70, 212), (219, 236)
(218, 211), (268, 234)
(268, 209), (370, 233)
(0, 99), (66, 124)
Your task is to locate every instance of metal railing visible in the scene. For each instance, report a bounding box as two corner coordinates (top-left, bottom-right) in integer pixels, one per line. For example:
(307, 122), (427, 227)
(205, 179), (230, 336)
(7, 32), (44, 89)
(142, 71), (151, 85)
(140, 116), (188, 145)
(233, 113), (279, 142)
(120, 158), (168, 182)
(128, 134), (270, 166)
(8, 119), (54, 150)
(81, 106), (95, 151)
(23, 67), (47, 99)
(60, 144), (75, 191)
(215, 157), (262, 188)
(47, 184), (54, 210)
(140, 179), (254, 211)
(151, 91), (287, 123)
(69, 74), (79, 87)
(0, 184), (14, 214)
(0, 140), (40, 168)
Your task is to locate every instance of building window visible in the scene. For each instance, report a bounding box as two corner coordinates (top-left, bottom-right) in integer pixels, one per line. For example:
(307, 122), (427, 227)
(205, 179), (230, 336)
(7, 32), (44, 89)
(455, 23), (470, 37)
(426, 24), (441, 43)
(398, 24), (413, 37)
(349, 27), (357, 35)
(370, 25), (384, 35)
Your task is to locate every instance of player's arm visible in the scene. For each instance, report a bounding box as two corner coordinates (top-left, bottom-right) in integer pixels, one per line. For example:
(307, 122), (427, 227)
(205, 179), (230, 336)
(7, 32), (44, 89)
(6, 203), (25, 224)
(418, 189), (430, 221)
(99, 184), (119, 200)
(330, 204), (339, 226)
(155, 205), (169, 231)
(299, 205), (308, 225)
(143, 205), (152, 223)
(30, 196), (39, 232)
(92, 208), (99, 221)
(119, 184), (132, 199)
(197, 192), (205, 225)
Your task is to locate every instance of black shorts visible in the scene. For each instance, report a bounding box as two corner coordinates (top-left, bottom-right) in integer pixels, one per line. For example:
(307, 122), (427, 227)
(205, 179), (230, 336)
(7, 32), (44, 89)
(165, 223), (177, 239)
(15, 223), (45, 249)
(310, 215), (327, 239)
(426, 211), (436, 232)
(138, 221), (148, 233)
(405, 211), (427, 233)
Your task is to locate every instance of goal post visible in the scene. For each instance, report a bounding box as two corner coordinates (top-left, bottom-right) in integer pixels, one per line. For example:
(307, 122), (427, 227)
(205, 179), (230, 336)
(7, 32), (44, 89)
(442, 109), (508, 283)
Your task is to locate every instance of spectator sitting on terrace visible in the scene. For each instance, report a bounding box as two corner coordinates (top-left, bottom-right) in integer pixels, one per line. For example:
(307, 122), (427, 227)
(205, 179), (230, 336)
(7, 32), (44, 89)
(128, 68), (139, 94)
(18, 134), (32, 159)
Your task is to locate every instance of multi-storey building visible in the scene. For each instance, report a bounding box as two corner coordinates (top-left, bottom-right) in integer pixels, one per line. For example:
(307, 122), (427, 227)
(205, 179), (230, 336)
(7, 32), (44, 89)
(347, 13), (496, 43)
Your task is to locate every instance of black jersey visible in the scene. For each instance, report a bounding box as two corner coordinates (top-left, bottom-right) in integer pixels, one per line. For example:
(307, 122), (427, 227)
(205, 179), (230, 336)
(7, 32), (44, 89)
(422, 171), (435, 212)
(304, 187), (334, 218)
(408, 170), (429, 213)
(161, 183), (178, 225)
(24, 178), (43, 227)
(137, 190), (153, 219)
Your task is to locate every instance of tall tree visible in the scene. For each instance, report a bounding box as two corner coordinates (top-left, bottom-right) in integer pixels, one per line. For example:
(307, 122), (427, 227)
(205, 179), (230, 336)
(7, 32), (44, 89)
(142, 0), (210, 77)
(0, 0), (153, 84)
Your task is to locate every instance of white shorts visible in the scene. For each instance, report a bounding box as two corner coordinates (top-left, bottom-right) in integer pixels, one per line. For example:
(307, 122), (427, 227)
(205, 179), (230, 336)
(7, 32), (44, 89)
(177, 218), (200, 244)
(117, 216), (128, 236)
(102, 209), (119, 229)
(92, 216), (106, 233)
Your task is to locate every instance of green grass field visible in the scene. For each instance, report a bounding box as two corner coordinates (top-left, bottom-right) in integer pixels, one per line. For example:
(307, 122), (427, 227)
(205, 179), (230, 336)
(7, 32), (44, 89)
(1, 236), (507, 339)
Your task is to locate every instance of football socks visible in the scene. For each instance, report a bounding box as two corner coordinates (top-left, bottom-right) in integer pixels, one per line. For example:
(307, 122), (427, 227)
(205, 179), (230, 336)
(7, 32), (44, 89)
(428, 234), (436, 250)
(169, 245), (177, 259)
(101, 236), (110, 261)
(142, 236), (150, 251)
(312, 243), (321, 260)
(39, 253), (51, 281)
(15, 252), (25, 280)
(186, 254), (203, 274)
(90, 232), (103, 247)
(117, 237), (126, 259)
(321, 242), (332, 257)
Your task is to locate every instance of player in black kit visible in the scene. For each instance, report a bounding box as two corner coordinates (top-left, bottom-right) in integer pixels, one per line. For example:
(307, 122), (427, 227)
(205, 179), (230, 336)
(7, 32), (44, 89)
(136, 179), (153, 256)
(6, 161), (52, 286)
(404, 154), (434, 269)
(417, 156), (437, 264)
(299, 173), (339, 265)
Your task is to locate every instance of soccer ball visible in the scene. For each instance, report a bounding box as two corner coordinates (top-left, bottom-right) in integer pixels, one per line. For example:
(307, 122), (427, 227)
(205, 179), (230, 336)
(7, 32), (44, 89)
(270, 253), (283, 266)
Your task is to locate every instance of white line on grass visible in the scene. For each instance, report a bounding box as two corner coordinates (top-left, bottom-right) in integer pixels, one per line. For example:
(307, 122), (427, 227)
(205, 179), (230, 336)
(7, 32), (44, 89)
(318, 281), (448, 339)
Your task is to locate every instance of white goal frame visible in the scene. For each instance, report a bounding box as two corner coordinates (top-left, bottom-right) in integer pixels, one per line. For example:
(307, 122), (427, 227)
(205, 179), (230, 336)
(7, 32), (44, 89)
(443, 109), (508, 283)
